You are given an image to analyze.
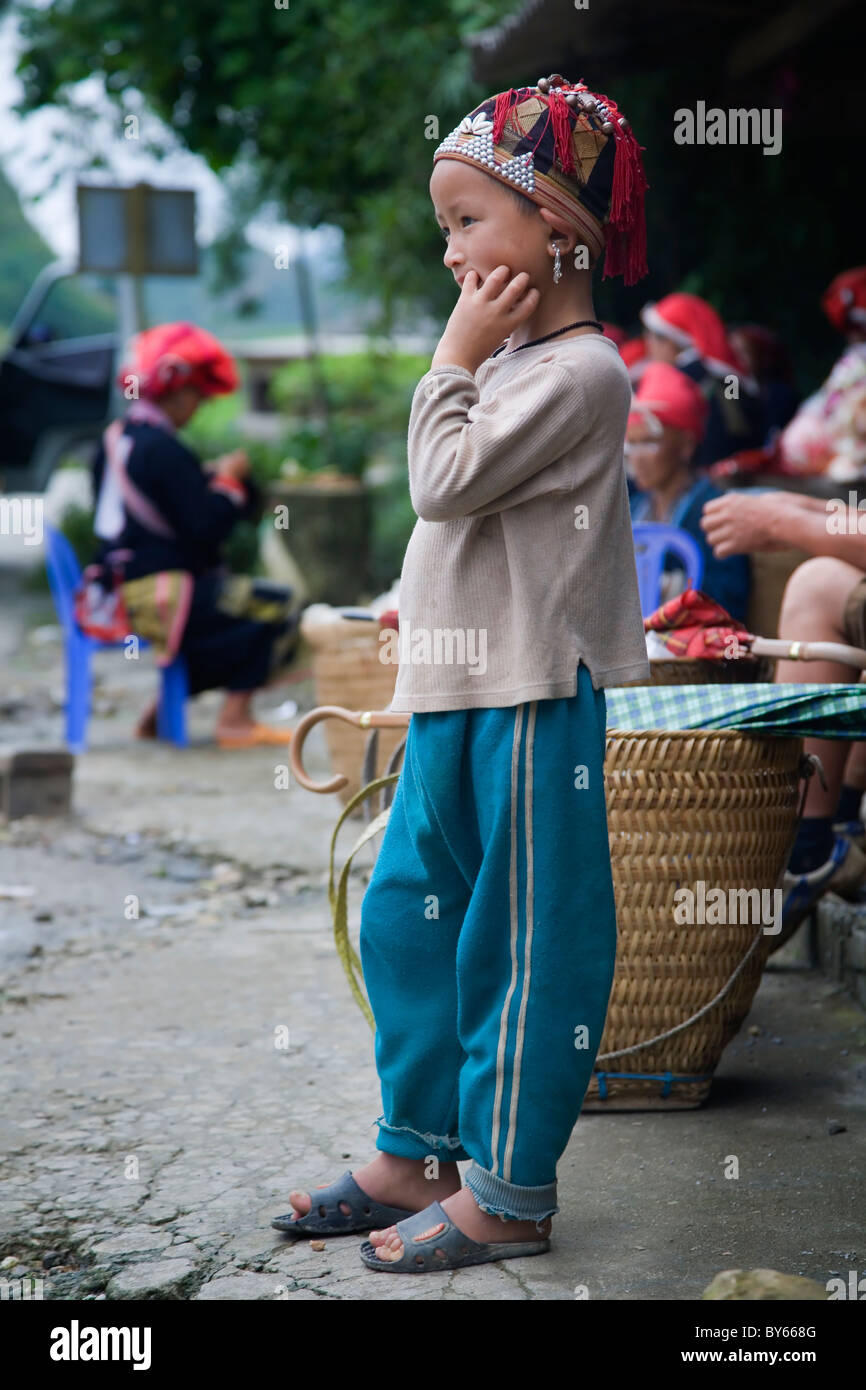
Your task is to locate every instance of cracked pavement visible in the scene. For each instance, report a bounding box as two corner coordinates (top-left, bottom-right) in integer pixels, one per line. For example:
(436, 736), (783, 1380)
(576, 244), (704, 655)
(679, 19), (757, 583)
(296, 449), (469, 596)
(1, 568), (865, 1301)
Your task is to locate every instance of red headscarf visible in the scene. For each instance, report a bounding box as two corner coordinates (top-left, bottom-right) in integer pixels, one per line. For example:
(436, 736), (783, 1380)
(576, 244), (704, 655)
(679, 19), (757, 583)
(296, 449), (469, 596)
(620, 336), (647, 372)
(640, 292), (746, 378)
(601, 321), (627, 348)
(821, 268), (866, 335)
(628, 360), (709, 439)
(117, 322), (239, 400)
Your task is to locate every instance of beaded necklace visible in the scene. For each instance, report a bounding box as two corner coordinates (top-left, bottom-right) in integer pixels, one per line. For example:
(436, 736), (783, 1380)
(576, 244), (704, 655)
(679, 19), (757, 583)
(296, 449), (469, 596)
(491, 319), (604, 358)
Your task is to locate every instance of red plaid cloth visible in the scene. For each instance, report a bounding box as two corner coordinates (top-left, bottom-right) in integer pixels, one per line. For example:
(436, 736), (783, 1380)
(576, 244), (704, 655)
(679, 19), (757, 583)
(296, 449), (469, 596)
(643, 585), (753, 659)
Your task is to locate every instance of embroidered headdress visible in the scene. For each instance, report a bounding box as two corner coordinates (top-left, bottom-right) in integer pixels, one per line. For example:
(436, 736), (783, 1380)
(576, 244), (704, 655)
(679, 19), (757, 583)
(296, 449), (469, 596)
(432, 74), (649, 285)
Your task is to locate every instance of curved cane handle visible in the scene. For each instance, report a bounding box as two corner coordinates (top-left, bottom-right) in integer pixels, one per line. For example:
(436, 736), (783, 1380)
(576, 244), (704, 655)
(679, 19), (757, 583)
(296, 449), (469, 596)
(289, 704), (411, 794)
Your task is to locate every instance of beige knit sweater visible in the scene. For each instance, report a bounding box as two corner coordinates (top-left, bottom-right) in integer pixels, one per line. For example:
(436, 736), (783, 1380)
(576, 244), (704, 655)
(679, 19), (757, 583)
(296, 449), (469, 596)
(387, 332), (651, 712)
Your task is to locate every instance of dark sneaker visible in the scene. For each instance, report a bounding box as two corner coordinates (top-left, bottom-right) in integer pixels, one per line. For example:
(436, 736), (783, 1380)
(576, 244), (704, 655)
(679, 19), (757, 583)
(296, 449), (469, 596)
(781, 834), (866, 943)
(832, 818), (866, 854)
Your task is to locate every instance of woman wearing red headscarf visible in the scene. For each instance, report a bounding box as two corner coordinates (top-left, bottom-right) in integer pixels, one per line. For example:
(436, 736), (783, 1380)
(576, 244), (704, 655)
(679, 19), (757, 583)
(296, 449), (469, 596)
(777, 267), (866, 478)
(89, 321), (300, 746)
(640, 291), (765, 466)
(626, 361), (751, 621)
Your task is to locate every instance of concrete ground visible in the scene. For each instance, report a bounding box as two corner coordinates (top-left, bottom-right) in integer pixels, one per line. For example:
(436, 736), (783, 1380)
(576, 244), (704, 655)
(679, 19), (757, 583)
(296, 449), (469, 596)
(0, 559), (864, 1302)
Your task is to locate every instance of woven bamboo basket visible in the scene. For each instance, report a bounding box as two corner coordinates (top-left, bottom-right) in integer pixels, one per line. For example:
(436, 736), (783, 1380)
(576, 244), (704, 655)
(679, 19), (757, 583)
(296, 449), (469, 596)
(301, 615), (401, 808)
(585, 727), (805, 1109)
(618, 654), (776, 687)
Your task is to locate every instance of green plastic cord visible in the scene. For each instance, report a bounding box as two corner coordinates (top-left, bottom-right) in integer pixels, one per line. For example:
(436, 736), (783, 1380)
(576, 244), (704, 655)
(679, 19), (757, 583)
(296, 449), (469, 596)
(328, 772), (401, 1031)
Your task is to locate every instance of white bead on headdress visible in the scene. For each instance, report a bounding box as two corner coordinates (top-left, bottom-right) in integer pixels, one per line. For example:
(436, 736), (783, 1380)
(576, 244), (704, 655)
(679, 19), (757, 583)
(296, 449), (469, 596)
(434, 122), (536, 193)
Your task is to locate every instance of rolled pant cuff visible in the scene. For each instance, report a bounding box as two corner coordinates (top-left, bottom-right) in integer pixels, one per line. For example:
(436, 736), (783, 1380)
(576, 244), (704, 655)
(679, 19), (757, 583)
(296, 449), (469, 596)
(374, 1117), (472, 1163)
(465, 1162), (559, 1222)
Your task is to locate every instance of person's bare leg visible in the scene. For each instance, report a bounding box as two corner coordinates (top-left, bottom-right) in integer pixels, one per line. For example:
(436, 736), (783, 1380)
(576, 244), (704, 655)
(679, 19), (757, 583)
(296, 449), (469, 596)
(214, 690), (257, 737)
(134, 698), (159, 739)
(775, 557), (865, 816)
(285, 1153), (461, 1226)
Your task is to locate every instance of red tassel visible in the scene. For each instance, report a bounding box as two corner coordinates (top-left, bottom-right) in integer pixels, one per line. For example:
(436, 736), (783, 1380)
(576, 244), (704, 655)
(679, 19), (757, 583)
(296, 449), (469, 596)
(587, 89), (649, 286)
(548, 90), (576, 176)
(492, 88), (521, 145)
(489, 83), (649, 285)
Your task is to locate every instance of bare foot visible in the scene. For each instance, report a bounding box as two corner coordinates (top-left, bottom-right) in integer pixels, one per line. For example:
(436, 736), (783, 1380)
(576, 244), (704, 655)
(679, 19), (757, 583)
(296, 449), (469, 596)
(369, 1185), (552, 1262)
(285, 1152), (461, 1227)
(214, 718), (257, 738)
(135, 700), (159, 740)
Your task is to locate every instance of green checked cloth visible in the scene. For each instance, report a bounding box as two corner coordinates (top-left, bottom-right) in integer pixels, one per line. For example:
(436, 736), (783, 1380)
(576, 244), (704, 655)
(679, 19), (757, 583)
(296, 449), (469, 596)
(604, 683), (866, 739)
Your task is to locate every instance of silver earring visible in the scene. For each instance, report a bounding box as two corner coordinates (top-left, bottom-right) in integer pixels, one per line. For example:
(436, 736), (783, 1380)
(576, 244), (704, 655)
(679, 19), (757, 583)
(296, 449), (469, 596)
(553, 243), (562, 284)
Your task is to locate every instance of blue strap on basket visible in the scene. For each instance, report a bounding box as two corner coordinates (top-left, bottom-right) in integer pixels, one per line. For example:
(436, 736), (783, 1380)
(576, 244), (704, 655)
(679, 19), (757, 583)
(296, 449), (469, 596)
(595, 1071), (715, 1099)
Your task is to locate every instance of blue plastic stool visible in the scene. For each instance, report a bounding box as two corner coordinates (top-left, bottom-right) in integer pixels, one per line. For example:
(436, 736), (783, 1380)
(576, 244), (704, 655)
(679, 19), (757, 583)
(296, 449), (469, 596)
(631, 521), (705, 617)
(44, 524), (189, 753)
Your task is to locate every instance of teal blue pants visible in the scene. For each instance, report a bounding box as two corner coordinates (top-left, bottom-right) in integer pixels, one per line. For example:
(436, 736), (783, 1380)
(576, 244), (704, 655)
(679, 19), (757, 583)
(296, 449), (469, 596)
(359, 661), (617, 1223)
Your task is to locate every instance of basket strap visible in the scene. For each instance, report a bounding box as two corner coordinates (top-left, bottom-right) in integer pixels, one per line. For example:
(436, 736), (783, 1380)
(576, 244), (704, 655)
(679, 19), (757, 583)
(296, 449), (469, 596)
(595, 926), (767, 1062)
(329, 771), (401, 1032)
(361, 729), (408, 826)
(360, 730), (379, 825)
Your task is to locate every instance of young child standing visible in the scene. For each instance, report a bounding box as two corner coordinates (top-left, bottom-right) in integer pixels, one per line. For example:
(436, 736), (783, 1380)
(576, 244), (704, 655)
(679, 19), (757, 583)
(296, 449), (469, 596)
(273, 75), (652, 1273)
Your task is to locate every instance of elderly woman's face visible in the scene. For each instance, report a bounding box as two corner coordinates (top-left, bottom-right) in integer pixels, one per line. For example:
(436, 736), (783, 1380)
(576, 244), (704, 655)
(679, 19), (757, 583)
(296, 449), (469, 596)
(625, 417), (693, 491)
(644, 330), (680, 364)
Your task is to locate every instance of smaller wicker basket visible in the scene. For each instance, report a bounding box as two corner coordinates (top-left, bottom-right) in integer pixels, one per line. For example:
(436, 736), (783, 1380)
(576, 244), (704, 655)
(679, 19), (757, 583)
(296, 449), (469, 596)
(301, 614), (401, 808)
(618, 654), (776, 687)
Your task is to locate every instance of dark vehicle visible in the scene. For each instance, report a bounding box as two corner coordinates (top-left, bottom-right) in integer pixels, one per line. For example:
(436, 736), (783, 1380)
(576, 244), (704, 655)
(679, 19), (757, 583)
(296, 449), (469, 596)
(0, 261), (118, 492)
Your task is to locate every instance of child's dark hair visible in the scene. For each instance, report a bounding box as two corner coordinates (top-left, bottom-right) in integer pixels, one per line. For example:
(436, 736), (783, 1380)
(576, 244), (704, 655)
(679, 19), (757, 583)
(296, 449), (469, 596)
(498, 182), (540, 218)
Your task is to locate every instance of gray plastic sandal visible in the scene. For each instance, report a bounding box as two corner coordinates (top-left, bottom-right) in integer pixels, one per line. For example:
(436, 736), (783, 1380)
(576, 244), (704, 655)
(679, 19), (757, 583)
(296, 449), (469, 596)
(359, 1199), (551, 1273)
(271, 1170), (415, 1236)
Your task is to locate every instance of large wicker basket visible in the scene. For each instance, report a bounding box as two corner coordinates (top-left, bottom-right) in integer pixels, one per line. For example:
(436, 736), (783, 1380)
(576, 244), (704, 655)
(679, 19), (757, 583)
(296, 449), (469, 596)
(585, 727), (805, 1109)
(301, 615), (400, 807)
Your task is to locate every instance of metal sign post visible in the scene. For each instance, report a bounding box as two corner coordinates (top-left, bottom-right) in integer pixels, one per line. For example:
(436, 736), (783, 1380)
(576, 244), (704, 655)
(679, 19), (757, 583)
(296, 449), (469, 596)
(76, 181), (198, 404)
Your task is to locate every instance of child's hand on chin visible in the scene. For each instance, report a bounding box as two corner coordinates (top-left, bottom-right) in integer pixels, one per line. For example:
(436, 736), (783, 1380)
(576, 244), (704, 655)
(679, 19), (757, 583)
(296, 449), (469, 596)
(430, 265), (540, 374)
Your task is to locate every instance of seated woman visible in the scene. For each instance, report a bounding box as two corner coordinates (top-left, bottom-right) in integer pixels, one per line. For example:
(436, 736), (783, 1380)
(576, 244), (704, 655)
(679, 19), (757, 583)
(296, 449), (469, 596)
(626, 360), (751, 624)
(777, 266), (866, 479)
(89, 321), (301, 747)
(640, 292), (765, 466)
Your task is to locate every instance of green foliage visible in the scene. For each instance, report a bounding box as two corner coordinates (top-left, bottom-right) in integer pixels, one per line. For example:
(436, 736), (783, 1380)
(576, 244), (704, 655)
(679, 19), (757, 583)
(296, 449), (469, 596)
(10, 0), (493, 333)
(23, 500), (101, 593)
(221, 518), (262, 576)
(8, 0), (858, 396)
(59, 502), (98, 568)
(178, 392), (293, 486)
(271, 351), (430, 424)
(0, 166), (52, 329)
(0, 165), (116, 336)
(269, 350), (430, 478)
(177, 391), (243, 460)
(178, 352), (422, 584)
(180, 351), (428, 487)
